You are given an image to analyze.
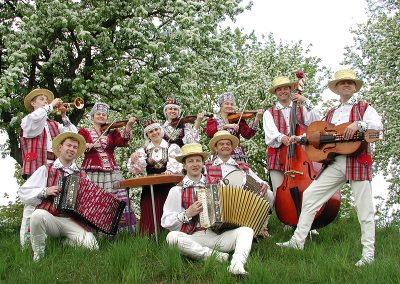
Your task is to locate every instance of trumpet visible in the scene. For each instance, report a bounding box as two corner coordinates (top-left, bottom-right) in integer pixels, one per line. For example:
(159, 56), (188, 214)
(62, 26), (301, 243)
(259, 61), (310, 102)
(55, 97), (85, 115)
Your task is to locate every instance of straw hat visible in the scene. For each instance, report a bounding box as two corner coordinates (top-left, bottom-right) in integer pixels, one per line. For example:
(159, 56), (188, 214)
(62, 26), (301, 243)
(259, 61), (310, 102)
(52, 132), (86, 158)
(208, 130), (239, 154)
(175, 143), (209, 164)
(268, 76), (295, 94)
(24, 88), (54, 111)
(328, 69), (363, 94)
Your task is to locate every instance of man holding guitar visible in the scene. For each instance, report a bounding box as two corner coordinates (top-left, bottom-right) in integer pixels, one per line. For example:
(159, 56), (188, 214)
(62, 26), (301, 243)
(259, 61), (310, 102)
(277, 69), (383, 267)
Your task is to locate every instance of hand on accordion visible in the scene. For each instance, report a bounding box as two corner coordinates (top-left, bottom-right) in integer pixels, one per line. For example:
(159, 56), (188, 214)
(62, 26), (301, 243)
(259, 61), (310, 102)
(186, 201), (203, 218)
(46, 185), (61, 197)
(259, 182), (269, 197)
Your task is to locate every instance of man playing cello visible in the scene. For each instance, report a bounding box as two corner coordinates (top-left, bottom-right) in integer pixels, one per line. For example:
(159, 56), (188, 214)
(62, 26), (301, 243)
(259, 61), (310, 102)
(276, 69), (383, 267)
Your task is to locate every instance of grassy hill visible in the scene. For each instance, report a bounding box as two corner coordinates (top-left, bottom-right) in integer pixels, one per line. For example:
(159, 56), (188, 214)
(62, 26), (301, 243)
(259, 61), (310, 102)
(1, 213), (399, 283)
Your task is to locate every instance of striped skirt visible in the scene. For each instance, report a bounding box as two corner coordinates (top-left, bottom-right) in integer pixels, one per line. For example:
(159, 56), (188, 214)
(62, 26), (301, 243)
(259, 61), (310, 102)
(86, 170), (136, 233)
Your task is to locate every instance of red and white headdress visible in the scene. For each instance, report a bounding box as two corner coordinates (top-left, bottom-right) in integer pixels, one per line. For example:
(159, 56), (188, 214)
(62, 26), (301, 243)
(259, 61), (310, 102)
(163, 96), (181, 117)
(142, 117), (164, 141)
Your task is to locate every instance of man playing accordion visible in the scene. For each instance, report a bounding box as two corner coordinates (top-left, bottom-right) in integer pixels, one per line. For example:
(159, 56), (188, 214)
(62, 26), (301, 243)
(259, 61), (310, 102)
(18, 132), (98, 261)
(162, 142), (257, 276)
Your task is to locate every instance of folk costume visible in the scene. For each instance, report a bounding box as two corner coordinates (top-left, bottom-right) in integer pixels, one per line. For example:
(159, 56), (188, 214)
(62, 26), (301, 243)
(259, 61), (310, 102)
(262, 76), (321, 194)
(206, 130), (274, 204)
(19, 88), (77, 247)
(277, 70), (383, 267)
(128, 119), (182, 235)
(79, 102), (136, 232)
(162, 96), (200, 147)
(161, 143), (254, 275)
(204, 93), (258, 162)
(18, 132), (98, 261)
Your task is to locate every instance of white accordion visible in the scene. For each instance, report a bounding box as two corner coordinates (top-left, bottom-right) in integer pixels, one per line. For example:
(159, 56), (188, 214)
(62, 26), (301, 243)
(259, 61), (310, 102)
(197, 171), (271, 235)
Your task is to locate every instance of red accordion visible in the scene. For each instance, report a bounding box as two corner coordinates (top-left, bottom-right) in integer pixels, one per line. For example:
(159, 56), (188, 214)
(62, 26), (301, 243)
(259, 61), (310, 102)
(54, 175), (126, 235)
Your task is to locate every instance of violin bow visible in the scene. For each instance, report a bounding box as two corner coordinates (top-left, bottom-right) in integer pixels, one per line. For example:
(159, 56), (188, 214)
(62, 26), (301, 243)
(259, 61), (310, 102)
(86, 118), (118, 152)
(166, 110), (185, 144)
(235, 97), (250, 127)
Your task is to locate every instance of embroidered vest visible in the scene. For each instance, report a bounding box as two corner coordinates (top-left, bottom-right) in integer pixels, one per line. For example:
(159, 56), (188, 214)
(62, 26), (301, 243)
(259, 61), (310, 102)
(145, 146), (169, 174)
(20, 120), (59, 175)
(180, 185), (199, 234)
(36, 164), (85, 215)
(163, 124), (185, 147)
(267, 105), (305, 171)
(205, 160), (249, 184)
(325, 100), (372, 181)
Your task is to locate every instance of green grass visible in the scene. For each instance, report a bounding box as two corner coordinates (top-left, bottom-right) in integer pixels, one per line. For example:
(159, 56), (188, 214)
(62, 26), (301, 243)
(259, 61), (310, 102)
(1, 213), (399, 283)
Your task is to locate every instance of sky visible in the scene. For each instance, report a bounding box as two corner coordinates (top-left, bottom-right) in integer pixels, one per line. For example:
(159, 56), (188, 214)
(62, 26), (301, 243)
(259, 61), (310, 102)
(0, 0), (389, 206)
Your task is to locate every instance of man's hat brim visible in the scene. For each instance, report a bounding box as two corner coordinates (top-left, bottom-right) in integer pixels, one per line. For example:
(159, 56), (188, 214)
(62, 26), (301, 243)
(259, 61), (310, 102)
(52, 132), (86, 158)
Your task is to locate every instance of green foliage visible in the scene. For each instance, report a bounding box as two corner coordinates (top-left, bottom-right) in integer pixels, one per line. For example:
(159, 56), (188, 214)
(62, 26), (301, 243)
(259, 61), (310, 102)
(343, 0), (400, 222)
(0, 201), (23, 233)
(1, 0), (334, 216)
(1, 214), (399, 283)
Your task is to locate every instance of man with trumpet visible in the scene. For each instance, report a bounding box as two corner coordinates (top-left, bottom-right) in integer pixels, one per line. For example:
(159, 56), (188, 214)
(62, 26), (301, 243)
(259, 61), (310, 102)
(19, 88), (78, 247)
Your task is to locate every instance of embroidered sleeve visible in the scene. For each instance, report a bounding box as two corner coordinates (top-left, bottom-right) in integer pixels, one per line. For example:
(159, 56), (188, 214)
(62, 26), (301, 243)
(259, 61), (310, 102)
(121, 127), (132, 140)
(127, 148), (147, 174)
(303, 99), (314, 112)
(166, 144), (183, 174)
(177, 211), (191, 223)
(357, 121), (368, 132)
(61, 116), (72, 127)
(59, 116), (78, 133)
(182, 123), (200, 144)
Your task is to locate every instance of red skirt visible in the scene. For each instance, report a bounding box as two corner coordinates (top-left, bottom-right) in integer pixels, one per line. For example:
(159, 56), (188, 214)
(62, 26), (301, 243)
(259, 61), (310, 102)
(139, 183), (173, 235)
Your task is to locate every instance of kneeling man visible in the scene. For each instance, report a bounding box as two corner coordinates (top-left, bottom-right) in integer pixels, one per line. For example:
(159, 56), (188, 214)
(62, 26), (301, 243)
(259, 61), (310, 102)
(18, 132), (98, 261)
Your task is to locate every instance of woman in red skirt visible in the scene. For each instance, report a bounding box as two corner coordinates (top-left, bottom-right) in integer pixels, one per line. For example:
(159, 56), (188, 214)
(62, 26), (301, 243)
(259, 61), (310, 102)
(128, 118), (182, 235)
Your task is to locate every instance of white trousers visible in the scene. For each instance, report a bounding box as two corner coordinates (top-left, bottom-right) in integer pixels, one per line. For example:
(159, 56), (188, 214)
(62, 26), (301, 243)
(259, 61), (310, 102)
(166, 227), (254, 265)
(20, 205), (35, 247)
(30, 209), (98, 257)
(269, 170), (284, 200)
(292, 155), (375, 258)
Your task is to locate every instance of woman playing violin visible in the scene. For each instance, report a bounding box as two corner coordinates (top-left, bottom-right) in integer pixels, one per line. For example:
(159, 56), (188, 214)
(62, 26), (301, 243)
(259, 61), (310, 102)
(204, 92), (263, 162)
(162, 96), (203, 147)
(78, 102), (137, 233)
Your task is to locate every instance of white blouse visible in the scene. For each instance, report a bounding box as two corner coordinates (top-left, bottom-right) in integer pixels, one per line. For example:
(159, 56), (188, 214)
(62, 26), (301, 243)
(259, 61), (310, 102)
(127, 139), (183, 174)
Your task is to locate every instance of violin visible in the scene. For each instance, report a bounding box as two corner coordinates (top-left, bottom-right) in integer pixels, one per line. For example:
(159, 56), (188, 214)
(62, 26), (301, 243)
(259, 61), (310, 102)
(304, 121), (383, 163)
(169, 114), (213, 128)
(100, 120), (129, 132)
(227, 110), (258, 123)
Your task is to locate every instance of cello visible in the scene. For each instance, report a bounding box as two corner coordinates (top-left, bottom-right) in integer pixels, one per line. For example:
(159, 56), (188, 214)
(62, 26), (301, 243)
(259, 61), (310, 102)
(274, 70), (341, 229)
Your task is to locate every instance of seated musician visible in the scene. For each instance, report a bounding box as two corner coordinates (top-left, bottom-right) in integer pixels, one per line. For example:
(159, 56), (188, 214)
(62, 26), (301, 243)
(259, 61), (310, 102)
(18, 132), (98, 261)
(276, 69), (383, 267)
(206, 130), (274, 236)
(127, 118), (182, 235)
(161, 143), (254, 276)
(162, 95), (203, 147)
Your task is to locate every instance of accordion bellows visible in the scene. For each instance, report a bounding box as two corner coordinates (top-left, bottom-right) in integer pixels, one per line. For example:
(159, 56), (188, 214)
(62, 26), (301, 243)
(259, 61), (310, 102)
(55, 175), (126, 235)
(198, 184), (271, 235)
